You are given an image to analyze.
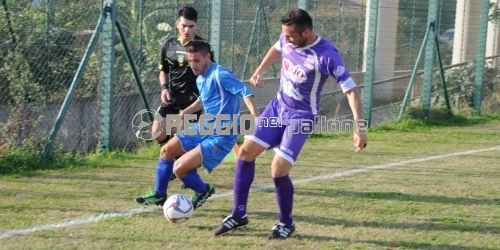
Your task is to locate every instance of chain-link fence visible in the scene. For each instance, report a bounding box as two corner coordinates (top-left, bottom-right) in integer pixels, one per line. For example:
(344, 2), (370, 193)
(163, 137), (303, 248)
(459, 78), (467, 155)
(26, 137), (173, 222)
(1, 0), (499, 155)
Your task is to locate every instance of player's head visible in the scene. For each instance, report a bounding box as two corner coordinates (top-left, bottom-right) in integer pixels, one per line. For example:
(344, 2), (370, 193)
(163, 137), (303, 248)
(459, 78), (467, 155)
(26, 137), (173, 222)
(176, 6), (198, 40)
(280, 8), (314, 48)
(186, 40), (212, 75)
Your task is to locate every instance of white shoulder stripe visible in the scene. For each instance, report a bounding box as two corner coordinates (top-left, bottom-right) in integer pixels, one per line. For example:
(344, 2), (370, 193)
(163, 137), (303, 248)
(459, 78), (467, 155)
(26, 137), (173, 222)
(214, 65), (225, 114)
(306, 49), (321, 115)
(274, 41), (282, 52)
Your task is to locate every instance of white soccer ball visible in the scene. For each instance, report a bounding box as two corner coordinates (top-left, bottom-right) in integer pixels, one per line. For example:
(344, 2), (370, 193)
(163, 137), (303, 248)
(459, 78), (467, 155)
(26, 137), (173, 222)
(163, 194), (194, 223)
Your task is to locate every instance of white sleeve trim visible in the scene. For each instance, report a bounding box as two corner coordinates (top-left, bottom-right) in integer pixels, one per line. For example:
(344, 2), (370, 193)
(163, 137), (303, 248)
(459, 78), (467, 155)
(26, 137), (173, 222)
(340, 77), (357, 93)
(274, 41), (282, 52)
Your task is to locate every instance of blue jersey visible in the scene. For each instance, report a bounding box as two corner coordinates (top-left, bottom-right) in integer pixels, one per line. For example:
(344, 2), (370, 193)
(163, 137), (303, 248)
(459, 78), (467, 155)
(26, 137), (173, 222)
(194, 63), (253, 135)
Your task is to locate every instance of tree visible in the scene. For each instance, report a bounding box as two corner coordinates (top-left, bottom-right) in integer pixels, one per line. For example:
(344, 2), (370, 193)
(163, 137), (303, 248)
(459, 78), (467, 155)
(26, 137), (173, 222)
(490, 3), (500, 24)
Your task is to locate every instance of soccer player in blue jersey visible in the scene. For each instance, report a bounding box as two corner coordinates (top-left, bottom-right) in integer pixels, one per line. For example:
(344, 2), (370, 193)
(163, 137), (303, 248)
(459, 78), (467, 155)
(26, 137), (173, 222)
(135, 40), (260, 210)
(213, 8), (368, 239)
(153, 7), (215, 189)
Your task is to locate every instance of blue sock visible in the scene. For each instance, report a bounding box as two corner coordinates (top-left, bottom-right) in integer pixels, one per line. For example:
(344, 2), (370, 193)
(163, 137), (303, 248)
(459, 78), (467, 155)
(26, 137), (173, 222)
(154, 158), (174, 197)
(180, 170), (208, 194)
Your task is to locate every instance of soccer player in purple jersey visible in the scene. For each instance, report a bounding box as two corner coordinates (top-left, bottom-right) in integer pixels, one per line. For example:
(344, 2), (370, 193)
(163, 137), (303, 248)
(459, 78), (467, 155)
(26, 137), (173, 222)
(213, 8), (368, 239)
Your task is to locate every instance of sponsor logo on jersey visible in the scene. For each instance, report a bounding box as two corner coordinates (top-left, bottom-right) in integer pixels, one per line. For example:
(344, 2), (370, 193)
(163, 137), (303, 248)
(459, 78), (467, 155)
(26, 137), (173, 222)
(303, 55), (315, 70)
(283, 58), (307, 83)
(303, 62), (314, 70)
(282, 79), (304, 101)
(283, 44), (293, 54)
(178, 54), (185, 66)
(334, 66), (345, 77)
(306, 55), (315, 64)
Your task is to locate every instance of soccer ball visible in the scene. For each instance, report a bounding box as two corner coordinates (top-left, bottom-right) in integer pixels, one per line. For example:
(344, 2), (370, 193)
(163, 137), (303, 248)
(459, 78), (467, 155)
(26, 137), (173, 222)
(163, 194), (194, 223)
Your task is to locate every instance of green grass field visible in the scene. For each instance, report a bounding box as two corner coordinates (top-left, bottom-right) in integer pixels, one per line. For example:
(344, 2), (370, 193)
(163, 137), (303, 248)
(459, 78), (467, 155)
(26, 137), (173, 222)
(1, 114), (500, 249)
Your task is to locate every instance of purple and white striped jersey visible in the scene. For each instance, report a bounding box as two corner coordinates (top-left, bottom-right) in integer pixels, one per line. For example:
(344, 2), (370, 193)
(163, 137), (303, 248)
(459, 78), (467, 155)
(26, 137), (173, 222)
(274, 33), (357, 116)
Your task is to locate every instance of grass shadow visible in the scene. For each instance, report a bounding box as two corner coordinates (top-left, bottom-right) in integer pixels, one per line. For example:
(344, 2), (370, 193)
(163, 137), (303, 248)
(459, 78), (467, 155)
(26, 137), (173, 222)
(188, 223), (337, 242)
(292, 234), (339, 242)
(238, 210), (500, 235)
(286, 214), (500, 235)
(295, 189), (500, 206)
(359, 238), (499, 250)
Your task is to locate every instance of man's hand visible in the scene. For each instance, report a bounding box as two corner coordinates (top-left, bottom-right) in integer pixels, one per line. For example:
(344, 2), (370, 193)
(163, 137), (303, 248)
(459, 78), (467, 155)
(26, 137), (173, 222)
(249, 46), (281, 88)
(353, 133), (368, 153)
(250, 71), (264, 88)
(161, 89), (171, 104)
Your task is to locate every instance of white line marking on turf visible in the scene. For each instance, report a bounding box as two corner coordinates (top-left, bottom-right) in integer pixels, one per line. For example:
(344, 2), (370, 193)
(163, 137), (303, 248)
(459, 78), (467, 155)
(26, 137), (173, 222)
(1, 145), (499, 240)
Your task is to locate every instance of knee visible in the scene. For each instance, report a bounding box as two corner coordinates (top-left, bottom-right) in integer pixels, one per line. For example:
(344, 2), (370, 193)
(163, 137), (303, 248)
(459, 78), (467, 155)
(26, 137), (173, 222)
(173, 162), (180, 175)
(271, 168), (289, 178)
(271, 157), (292, 178)
(173, 161), (187, 178)
(156, 134), (171, 145)
(238, 141), (263, 161)
(152, 121), (164, 139)
(238, 147), (252, 161)
(160, 143), (176, 159)
(271, 169), (288, 178)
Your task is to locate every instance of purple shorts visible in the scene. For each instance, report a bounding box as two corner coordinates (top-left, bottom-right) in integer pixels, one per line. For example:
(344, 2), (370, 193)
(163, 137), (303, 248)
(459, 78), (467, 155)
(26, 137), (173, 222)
(245, 97), (315, 165)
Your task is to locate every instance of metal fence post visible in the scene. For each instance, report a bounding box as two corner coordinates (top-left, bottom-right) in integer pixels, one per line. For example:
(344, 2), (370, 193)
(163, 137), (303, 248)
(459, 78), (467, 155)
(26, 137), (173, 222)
(422, 0), (438, 115)
(210, 0), (222, 62)
(100, 0), (116, 153)
(363, 0), (379, 126)
(298, 0), (309, 11)
(473, 0), (491, 115)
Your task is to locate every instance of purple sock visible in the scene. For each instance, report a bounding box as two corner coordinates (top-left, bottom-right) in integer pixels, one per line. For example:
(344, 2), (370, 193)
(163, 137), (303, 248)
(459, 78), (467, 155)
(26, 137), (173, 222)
(273, 175), (294, 226)
(231, 159), (255, 217)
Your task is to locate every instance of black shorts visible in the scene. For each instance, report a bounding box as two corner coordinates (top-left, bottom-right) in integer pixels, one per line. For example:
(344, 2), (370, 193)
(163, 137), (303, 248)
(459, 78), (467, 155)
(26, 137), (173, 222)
(156, 102), (202, 121)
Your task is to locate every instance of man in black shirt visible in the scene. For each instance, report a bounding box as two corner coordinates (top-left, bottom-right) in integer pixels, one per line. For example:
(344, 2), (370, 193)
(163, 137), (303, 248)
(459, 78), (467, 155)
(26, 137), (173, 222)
(152, 6), (214, 145)
(151, 6), (214, 188)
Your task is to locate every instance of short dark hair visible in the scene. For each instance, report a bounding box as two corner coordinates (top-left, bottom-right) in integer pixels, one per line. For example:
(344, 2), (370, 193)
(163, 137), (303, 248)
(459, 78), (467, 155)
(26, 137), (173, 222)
(177, 6), (198, 22)
(186, 40), (210, 56)
(280, 8), (313, 32)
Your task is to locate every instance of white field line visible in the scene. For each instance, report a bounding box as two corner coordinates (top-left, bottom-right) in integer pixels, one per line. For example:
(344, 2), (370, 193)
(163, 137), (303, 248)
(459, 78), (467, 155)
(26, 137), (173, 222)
(1, 145), (499, 240)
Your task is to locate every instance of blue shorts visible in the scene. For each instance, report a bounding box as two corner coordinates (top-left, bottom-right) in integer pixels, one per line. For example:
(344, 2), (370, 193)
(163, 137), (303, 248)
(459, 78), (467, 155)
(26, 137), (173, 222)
(245, 97), (314, 165)
(176, 131), (237, 173)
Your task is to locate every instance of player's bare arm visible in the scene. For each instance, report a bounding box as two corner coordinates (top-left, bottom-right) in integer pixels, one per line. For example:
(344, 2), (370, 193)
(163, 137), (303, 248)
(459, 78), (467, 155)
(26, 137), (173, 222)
(250, 46), (281, 88)
(159, 71), (171, 104)
(345, 87), (368, 153)
(243, 95), (260, 118)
